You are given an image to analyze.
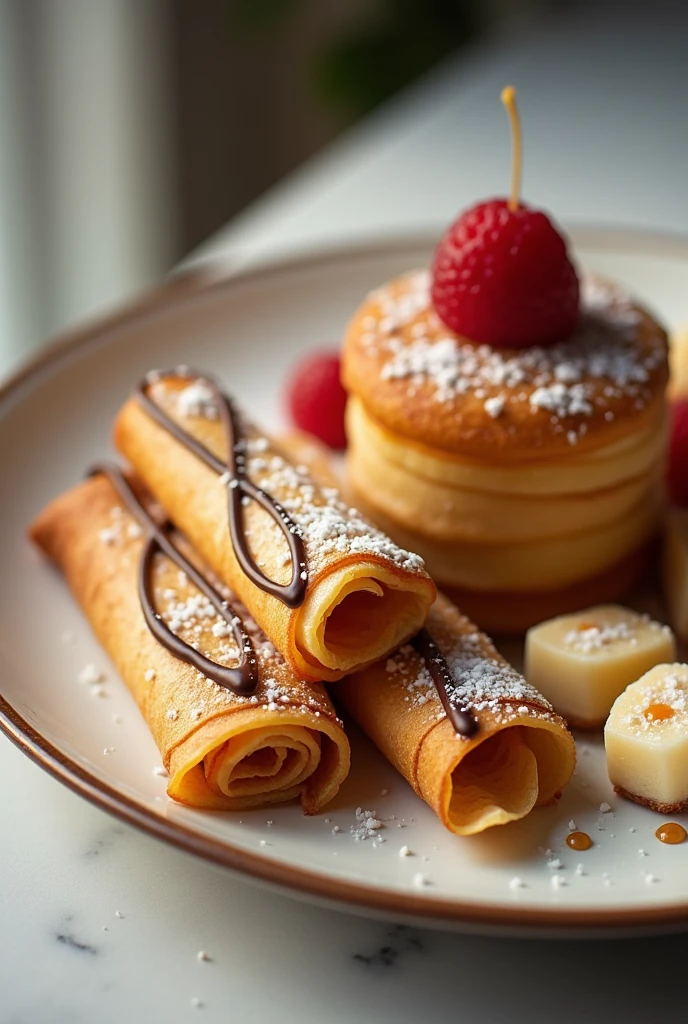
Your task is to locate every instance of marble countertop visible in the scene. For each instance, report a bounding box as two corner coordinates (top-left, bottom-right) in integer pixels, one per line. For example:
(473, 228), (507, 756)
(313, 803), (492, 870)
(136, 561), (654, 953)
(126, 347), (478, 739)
(3, 734), (687, 1023)
(3, 3), (688, 1020)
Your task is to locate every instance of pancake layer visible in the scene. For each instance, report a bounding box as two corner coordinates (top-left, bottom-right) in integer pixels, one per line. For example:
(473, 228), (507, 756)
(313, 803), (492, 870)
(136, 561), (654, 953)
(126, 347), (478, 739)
(342, 272), (668, 458)
(343, 271), (669, 629)
(347, 399), (662, 545)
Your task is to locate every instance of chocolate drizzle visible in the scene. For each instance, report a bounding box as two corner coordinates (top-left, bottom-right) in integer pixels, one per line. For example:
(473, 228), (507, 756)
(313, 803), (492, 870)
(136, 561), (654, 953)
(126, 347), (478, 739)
(91, 462), (259, 696)
(134, 370), (308, 608)
(412, 629), (479, 738)
(128, 369), (477, 732)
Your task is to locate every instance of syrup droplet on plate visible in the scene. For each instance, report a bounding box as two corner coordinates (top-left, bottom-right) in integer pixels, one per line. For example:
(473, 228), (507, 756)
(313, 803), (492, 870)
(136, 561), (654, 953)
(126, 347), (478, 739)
(644, 703), (675, 722)
(566, 831), (592, 851)
(655, 822), (687, 845)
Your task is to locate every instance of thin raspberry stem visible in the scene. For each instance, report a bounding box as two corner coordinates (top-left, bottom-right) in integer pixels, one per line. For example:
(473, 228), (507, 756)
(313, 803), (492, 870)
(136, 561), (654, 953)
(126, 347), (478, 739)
(500, 86), (522, 212)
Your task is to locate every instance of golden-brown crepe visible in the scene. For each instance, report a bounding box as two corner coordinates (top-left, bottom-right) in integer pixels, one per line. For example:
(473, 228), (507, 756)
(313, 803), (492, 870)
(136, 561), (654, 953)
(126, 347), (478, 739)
(30, 473), (350, 812)
(338, 594), (576, 835)
(113, 371), (435, 682)
(272, 429), (576, 833)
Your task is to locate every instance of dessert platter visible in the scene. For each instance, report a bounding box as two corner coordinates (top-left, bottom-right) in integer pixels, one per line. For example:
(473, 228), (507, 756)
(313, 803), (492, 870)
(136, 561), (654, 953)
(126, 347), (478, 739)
(2, 90), (688, 936)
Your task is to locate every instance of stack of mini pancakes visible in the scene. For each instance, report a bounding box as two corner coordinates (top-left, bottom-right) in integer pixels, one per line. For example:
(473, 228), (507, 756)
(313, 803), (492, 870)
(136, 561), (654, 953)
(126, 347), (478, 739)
(342, 270), (669, 632)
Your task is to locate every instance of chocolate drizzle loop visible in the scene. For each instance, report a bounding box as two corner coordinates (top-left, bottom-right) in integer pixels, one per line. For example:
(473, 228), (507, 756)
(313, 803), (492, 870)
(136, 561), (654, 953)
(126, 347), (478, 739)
(134, 370), (308, 609)
(412, 629), (479, 738)
(91, 462), (258, 696)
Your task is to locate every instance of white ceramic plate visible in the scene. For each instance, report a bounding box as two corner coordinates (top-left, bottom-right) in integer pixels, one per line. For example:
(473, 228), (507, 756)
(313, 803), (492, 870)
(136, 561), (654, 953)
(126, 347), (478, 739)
(2, 230), (688, 938)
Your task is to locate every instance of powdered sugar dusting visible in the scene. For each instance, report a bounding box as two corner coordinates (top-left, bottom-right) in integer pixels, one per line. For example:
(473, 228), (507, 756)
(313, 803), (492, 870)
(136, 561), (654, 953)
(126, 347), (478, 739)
(622, 671), (688, 736)
(562, 613), (670, 654)
(386, 602), (555, 728)
(350, 807), (384, 841)
(529, 382), (593, 417)
(245, 446), (425, 574)
(565, 621), (635, 652)
(169, 386), (426, 577)
(484, 395), (505, 419)
(98, 505), (139, 548)
(441, 631), (551, 725)
(367, 272), (665, 442)
(96, 493), (342, 728)
(177, 381), (219, 420)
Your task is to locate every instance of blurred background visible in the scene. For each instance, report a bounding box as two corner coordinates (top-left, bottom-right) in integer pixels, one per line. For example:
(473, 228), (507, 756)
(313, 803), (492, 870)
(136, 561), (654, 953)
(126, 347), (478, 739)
(1, 0), (686, 370)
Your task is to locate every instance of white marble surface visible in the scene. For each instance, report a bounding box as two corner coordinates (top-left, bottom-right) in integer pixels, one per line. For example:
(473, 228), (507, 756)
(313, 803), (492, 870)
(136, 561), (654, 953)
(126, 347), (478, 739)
(2, 734), (688, 1024)
(4, 4), (688, 1020)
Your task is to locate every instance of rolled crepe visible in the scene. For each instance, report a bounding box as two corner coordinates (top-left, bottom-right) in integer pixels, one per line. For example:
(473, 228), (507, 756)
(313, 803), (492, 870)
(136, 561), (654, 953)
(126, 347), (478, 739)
(114, 372), (435, 682)
(338, 595), (576, 835)
(30, 473), (350, 812)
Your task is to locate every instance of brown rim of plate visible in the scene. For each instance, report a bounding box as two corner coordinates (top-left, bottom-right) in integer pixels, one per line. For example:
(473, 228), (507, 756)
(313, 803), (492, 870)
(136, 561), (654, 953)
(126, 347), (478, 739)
(2, 228), (688, 933)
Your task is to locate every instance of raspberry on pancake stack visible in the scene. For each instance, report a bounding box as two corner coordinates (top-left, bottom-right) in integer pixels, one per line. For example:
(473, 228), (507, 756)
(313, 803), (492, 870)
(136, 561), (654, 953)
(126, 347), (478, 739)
(342, 88), (669, 633)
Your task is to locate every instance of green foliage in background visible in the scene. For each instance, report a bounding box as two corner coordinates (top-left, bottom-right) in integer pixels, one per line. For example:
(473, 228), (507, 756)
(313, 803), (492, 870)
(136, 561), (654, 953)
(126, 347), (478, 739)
(230, 0), (303, 35)
(230, 0), (481, 119)
(315, 1), (480, 118)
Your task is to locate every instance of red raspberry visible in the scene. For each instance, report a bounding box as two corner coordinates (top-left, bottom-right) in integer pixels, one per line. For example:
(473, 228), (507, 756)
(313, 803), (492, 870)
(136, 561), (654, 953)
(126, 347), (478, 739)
(667, 398), (688, 506)
(286, 351), (347, 450)
(431, 199), (580, 348)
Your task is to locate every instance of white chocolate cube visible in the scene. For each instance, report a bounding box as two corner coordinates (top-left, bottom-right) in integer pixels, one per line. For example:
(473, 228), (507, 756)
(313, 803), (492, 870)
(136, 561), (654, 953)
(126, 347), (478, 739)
(664, 510), (688, 643)
(669, 328), (688, 399)
(525, 605), (676, 727)
(605, 663), (688, 811)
